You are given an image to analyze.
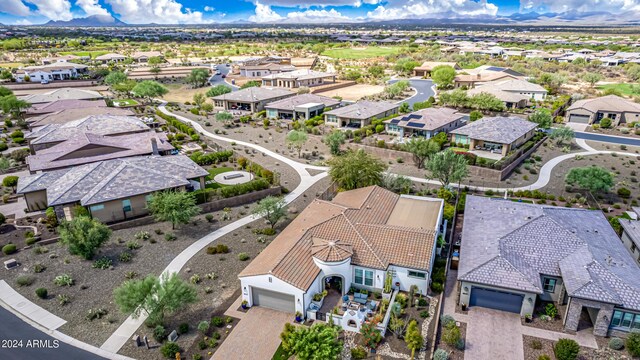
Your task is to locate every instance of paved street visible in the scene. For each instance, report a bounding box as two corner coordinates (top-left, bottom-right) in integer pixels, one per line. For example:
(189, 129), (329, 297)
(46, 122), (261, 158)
(208, 64), (238, 90)
(388, 78), (435, 106)
(575, 131), (640, 146)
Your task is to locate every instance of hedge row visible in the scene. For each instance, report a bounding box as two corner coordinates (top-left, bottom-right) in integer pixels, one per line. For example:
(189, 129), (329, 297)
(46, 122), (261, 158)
(193, 178), (271, 203)
(155, 110), (200, 141)
(190, 150), (233, 166)
(237, 157), (275, 184)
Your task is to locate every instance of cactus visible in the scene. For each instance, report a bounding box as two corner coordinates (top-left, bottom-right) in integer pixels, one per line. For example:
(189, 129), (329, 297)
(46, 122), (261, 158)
(409, 285), (418, 307)
(384, 271), (393, 293)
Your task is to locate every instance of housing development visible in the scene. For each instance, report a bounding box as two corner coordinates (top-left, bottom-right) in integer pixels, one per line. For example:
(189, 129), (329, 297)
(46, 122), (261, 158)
(1, 3), (640, 360)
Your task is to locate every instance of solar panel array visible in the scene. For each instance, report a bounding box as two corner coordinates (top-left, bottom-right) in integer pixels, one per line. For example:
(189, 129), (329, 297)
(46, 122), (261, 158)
(486, 66), (505, 72)
(406, 122), (425, 128)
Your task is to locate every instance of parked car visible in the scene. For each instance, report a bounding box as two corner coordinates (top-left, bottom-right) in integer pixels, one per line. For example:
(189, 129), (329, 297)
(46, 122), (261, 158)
(216, 70), (221, 75)
(221, 74), (226, 78)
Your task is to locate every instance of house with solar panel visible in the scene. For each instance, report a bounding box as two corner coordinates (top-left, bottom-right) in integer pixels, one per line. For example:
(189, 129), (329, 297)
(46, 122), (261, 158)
(384, 107), (465, 140)
(324, 101), (399, 129)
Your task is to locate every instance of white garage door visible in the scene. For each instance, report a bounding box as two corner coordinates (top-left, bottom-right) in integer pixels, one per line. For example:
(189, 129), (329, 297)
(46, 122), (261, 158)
(251, 287), (295, 313)
(568, 114), (590, 124)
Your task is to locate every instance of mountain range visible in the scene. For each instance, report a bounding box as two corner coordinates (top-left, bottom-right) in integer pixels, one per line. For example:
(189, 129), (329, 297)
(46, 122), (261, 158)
(43, 15), (127, 27)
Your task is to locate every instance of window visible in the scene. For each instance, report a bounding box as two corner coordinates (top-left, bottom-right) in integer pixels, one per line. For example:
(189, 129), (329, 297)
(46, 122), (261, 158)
(122, 199), (132, 212)
(408, 270), (426, 279)
(611, 310), (640, 330)
(354, 268), (374, 287)
(543, 277), (556, 293)
(90, 204), (104, 212)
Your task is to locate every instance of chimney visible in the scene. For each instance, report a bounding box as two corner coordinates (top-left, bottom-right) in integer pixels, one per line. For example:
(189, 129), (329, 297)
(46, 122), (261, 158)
(151, 137), (159, 155)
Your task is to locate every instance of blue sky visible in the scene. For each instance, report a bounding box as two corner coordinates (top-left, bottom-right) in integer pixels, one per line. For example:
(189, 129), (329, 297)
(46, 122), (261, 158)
(0, 0), (635, 25)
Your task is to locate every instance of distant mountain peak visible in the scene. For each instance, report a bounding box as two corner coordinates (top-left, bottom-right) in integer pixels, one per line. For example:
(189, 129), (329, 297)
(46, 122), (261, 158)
(43, 15), (127, 27)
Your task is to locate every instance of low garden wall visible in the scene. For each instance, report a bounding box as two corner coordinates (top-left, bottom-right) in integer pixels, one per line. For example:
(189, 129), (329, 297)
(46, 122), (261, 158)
(348, 143), (414, 164)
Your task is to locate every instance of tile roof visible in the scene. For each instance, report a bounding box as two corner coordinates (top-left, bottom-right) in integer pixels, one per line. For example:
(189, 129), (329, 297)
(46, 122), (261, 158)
(262, 69), (335, 81)
(239, 186), (442, 290)
(17, 155), (208, 207)
(450, 116), (537, 144)
(384, 107), (464, 131)
(459, 196), (640, 310)
(324, 101), (398, 120)
(19, 88), (103, 104)
(211, 87), (294, 103)
(265, 94), (340, 111)
(27, 107), (135, 127)
(27, 99), (107, 115)
(567, 95), (640, 114)
(27, 115), (150, 145)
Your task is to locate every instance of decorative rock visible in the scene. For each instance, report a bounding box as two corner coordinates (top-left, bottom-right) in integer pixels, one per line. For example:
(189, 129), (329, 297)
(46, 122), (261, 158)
(168, 330), (178, 342)
(185, 268), (191, 273)
(4, 259), (18, 269)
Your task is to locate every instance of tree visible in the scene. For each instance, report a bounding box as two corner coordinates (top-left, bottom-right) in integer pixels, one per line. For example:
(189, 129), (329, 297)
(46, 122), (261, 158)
(405, 320), (423, 360)
(0, 86), (13, 97)
(132, 80), (168, 103)
(536, 73), (566, 94)
(399, 102), (410, 113)
(582, 72), (602, 87)
(252, 196), (287, 229)
(206, 84), (232, 97)
(192, 93), (206, 108)
(0, 96), (30, 117)
(431, 65), (456, 89)
(148, 56), (163, 66)
(114, 272), (197, 327)
(324, 131), (345, 156)
(327, 150), (387, 190)
(240, 80), (261, 89)
(2, 175), (18, 190)
(360, 320), (382, 350)
(469, 110), (483, 121)
(438, 89), (469, 108)
(58, 216), (112, 260)
(565, 166), (614, 194)
(385, 80), (409, 98)
(185, 68), (210, 88)
(425, 150), (469, 187)
(146, 190), (201, 229)
(394, 58), (420, 74)
(528, 108), (553, 129)
(104, 71), (127, 86)
(468, 92), (506, 112)
(403, 137), (439, 169)
(286, 130), (308, 158)
(0, 70), (13, 81)
(280, 323), (341, 360)
(550, 126), (575, 145)
(215, 111), (233, 126)
(380, 174), (412, 194)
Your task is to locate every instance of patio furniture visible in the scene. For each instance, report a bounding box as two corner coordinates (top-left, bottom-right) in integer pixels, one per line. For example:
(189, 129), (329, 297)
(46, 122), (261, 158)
(367, 300), (379, 311)
(353, 292), (368, 305)
(342, 295), (350, 302)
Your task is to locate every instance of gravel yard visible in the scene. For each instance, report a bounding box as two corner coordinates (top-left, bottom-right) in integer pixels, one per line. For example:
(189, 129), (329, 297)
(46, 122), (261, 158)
(523, 335), (632, 360)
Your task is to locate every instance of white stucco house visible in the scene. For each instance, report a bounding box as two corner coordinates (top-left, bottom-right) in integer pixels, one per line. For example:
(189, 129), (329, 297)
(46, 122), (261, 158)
(238, 186), (445, 332)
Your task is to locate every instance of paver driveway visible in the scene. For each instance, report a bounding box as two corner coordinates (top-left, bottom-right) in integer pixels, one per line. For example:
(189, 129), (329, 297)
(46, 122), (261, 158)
(465, 307), (524, 360)
(212, 307), (293, 360)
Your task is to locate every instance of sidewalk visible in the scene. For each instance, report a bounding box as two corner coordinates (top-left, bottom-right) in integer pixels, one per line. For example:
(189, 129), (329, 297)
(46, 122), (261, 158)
(521, 324), (598, 349)
(0, 280), (66, 330)
(442, 269), (469, 323)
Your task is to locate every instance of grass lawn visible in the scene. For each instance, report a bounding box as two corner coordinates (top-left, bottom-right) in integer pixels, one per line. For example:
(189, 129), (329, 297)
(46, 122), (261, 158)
(59, 50), (110, 59)
(113, 99), (139, 106)
(449, 147), (470, 152)
(322, 46), (401, 59)
(0, 62), (24, 69)
(272, 343), (288, 360)
(205, 167), (233, 189)
(596, 83), (640, 96)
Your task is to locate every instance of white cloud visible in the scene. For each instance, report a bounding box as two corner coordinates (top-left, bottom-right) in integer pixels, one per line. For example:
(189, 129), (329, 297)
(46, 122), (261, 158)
(250, 2), (356, 23)
(105, 0), (210, 24)
(204, 6), (215, 12)
(252, 0), (367, 6)
(26, 0), (73, 21)
(249, 2), (283, 22)
(0, 0), (30, 16)
(76, 0), (110, 16)
(519, 0), (640, 13)
(14, 18), (33, 25)
(367, 0), (499, 19)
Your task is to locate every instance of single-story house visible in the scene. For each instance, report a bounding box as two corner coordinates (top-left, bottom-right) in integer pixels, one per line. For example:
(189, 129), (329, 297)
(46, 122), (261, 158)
(17, 155), (207, 222)
(261, 69), (336, 89)
(27, 107), (135, 129)
(238, 186), (444, 330)
(41, 55), (83, 65)
(26, 115), (152, 153)
(26, 131), (173, 172)
(131, 51), (163, 63)
(565, 95), (640, 125)
(384, 107), (465, 139)
(19, 88), (103, 104)
(324, 101), (399, 129)
(211, 87), (295, 113)
(450, 116), (538, 157)
(619, 219), (640, 265)
(413, 61), (460, 77)
(459, 196), (640, 336)
(14, 62), (88, 83)
(95, 53), (127, 64)
(265, 94), (340, 120)
(240, 63), (296, 78)
(467, 78), (547, 108)
(26, 99), (108, 117)
(454, 66), (525, 89)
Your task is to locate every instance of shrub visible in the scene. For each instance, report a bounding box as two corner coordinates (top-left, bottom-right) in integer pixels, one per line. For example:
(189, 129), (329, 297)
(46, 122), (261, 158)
(545, 303), (558, 319)
(198, 339), (207, 350)
(92, 257), (112, 269)
(608, 337), (624, 350)
(351, 346), (368, 360)
(618, 187), (631, 198)
(26, 237), (37, 246)
(2, 243), (17, 255)
(160, 342), (180, 358)
(54, 274), (74, 286)
(193, 354), (202, 360)
(441, 314), (455, 328)
(126, 241), (141, 250)
(211, 332), (221, 340)
(164, 233), (177, 241)
(554, 338), (580, 360)
(431, 282), (444, 293)
(531, 339), (543, 349)
(420, 311), (430, 318)
(237, 252), (250, 261)
(16, 275), (35, 287)
(153, 325), (167, 342)
(600, 117), (612, 128)
(190, 274), (201, 284)
(205, 214), (214, 222)
(33, 263), (46, 273)
(433, 349), (448, 360)
(35, 288), (48, 299)
(85, 308), (108, 321)
(627, 332), (640, 357)
(538, 356), (551, 360)
(206, 244), (229, 254)
(211, 316), (224, 327)
(57, 294), (70, 306)
(119, 251), (133, 262)
(134, 231), (151, 240)
(455, 339), (465, 350)
(198, 320), (210, 333)
(442, 325), (461, 346)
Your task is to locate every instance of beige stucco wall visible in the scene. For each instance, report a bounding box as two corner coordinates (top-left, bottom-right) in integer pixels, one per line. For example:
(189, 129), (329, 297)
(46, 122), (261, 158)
(88, 193), (151, 223)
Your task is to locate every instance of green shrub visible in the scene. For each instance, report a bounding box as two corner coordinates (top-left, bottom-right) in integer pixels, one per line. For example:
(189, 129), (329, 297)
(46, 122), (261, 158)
(600, 117), (612, 128)
(455, 339), (465, 350)
(351, 346), (367, 360)
(442, 324), (461, 345)
(126, 241), (141, 250)
(608, 337), (624, 350)
(538, 356), (551, 360)
(198, 320), (210, 333)
(26, 237), (37, 246)
(211, 316), (224, 327)
(192, 354), (202, 360)
(441, 314), (455, 328)
(618, 187), (631, 198)
(189, 150), (233, 166)
(2, 243), (17, 255)
(178, 323), (189, 334)
(205, 214), (214, 222)
(153, 325), (167, 342)
(33, 263), (46, 273)
(431, 282), (444, 293)
(420, 311), (430, 318)
(237, 252), (250, 261)
(211, 332), (221, 340)
(85, 308), (108, 321)
(160, 342), (180, 358)
(119, 251), (133, 262)
(545, 303), (558, 319)
(531, 340), (542, 350)
(16, 275), (35, 287)
(433, 349), (448, 360)
(35, 288), (48, 299)
(54, 274), (74, 286)
(92, 257), (112, 269)
(164, 233), (177, 241)
(206, 244), (229, 254)
(554, 338), (580, 360)
(627, 331), (640, 357)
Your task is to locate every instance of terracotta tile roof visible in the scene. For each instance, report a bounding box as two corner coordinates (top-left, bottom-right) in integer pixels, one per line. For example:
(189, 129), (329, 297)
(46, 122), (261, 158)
(239, 186), (441, 290)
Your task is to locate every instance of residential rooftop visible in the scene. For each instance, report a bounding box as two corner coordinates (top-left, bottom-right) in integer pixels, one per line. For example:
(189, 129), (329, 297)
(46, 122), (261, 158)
(566, 95), (640, 114)
(26, 99), (107, 115)
(265, 94), (340, 110)
(619, 219), (640, 250)
(19, 88), (103, 104)
(210, 87), (294, 102)
(27, 115), (150, 145)
(27, 107), (135, 128)
(385, 107), (464, 130)
(450, 116), (537, 144)
(324, 101), (398, 120)
(262, 69), (335, 81)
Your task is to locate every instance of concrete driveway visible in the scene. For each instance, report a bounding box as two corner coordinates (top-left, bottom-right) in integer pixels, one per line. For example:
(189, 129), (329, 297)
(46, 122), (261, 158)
(212, 307), (293, 360)
(465, 307), (524, 360)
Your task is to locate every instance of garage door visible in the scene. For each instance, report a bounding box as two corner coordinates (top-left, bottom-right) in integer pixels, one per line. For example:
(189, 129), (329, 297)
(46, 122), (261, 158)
(469, 287), (524, 314)
(251, 287), (295, 313)
(568, 114), (590, 124)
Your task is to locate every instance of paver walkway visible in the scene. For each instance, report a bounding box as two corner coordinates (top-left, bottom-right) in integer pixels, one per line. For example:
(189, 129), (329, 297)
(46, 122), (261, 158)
(211, 307), (293, 360)
(442, 269), (469, 323)
(465, 307), (524, 360)
(521, 325), (598, 348)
